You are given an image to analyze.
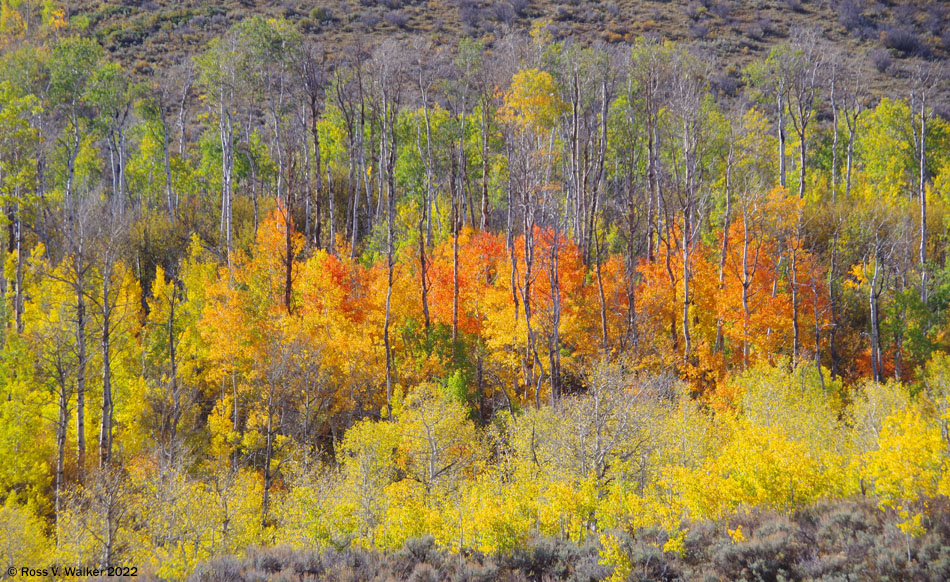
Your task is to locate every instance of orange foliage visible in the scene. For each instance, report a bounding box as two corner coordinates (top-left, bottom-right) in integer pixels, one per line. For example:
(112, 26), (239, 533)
(425, 228), (507, 336)
(199, 203), (831, 413)
(635, 192), (829, 397)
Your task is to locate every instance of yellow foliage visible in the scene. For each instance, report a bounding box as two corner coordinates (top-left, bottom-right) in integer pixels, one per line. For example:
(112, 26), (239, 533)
(599, 533), (633, 582)
(499, 68), (566, 132)
(699, 418), (845, 515)
(662, 530), (686, 556)
(861, 407), (946, 510)
(0, 500), (49, 569)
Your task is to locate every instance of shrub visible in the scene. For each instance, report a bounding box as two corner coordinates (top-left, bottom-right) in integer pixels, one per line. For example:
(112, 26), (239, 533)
(686, 3), (702, 20)
(869, 48), (891, 73)
(893, 3), (917, 28)
(710, 1), (732, 20)
(784, 0), (804, 13)
(184, 499), (950, 582)
(392, 536), (442, 577)
(459, 2), (480, 28)
(711, 515), (805, 581)
(310, 7), (336, 22)
(499, 537), (605, 581)
(837, 0), (870, 35)
(298, 17), (318, 33)
(407, 563), (439, 582)
(210, 13), (228, 28)
(189, 556), (244, 582)
(688, 21), (709, 40)
(384, 10), (410, 29)
(927, 4), (948, 36)
(882, 27), (928, 57)
(710, 70), (740, 97)
(360, 12), (381, 28)
(743, 21), (764, 41)
(493, 2), (516, 24)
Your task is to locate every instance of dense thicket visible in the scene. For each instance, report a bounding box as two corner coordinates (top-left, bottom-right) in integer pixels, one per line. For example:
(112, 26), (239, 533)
(2, 1), (950, 579)
(189, 499), (950, 582)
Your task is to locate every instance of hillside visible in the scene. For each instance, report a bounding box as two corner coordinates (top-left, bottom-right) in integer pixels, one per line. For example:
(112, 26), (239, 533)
(70, 0), (949, 102)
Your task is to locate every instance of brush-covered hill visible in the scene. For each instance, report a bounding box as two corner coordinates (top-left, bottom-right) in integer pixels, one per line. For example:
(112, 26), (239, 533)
(68, 0), (949, 103)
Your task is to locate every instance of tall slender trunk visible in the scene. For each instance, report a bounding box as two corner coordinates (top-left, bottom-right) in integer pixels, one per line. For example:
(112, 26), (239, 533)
(813, 284), (826, 392)
(828, 227), (840, 377)
(177, 74), (191, 157)
(681, 119), (694, 364)
(231, 370), (239, 471)
(646, 114), (658, 262)
(594, 229), (609, 352)
(384, 219), (394, 419)
(310, 97), (324, 249)
(76, 276), (87, 483)
(480, 99), (490, 231)
(418, 77), (433, 331)
(742, 213), (753, 366)
(585, 77), (609, 264)
(549, 225), (562, 407)
(99, 275), (113, 467)
(262, 388), (275, 526)
(625, 190), (638, 351)
(55, 378), (67, 542)
(797, 125), (807, 199)
(845, 114), (857, 198)
(284, 195), (294, 314)
(14, 201), (23, 334)
(869, 249), (883, 383)
(160, 107), (175, 220)
(117, 126), (127, 210)
(219, 105), (234, 269)
(830, 72), (839, 199)
(791, 242), (800, 368)
(506, 144), (519, 323)
(383, 95), (398, 419)
(168, 285), (180, 451)
(328, 168), (336, 249)
(778, 91), (787, 188)
(570, 73), (581, 247)
(421, 83), (435, 244)
(523, 193), (537, 403)
(919, 93), (928, 303)
(452, 158), (460, 343)
(682, 211), (691, 363)
(665, 228), (678, 352)
(419, 215), (430, 331)
(349, 143), (361, 256)
(715, 148), (733, 353)
(108, 131), (119, 201)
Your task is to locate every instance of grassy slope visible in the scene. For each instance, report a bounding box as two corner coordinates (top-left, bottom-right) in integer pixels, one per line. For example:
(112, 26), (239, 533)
(67, 0), (949, 104)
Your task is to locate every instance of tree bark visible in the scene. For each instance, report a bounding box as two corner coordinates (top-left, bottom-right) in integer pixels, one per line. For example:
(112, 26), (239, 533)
(99, 274), (113, 467)
(919, 92), (928, 302)
(76, 277), (87, 483)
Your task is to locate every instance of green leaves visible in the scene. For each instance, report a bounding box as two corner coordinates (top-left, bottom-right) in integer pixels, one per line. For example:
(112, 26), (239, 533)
(48, 36), (103, 107)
